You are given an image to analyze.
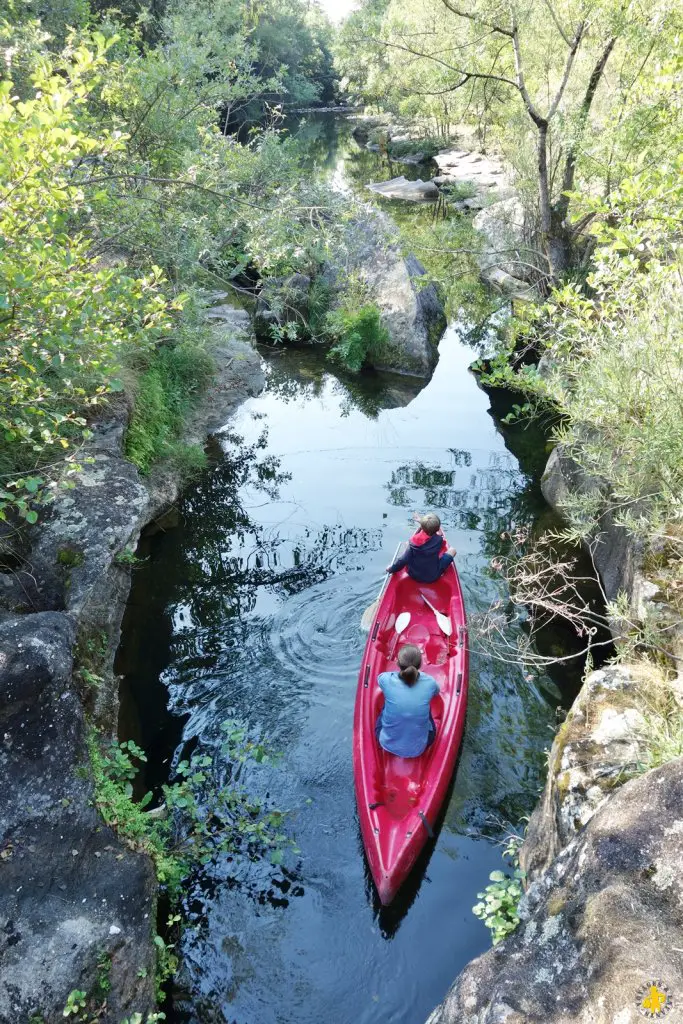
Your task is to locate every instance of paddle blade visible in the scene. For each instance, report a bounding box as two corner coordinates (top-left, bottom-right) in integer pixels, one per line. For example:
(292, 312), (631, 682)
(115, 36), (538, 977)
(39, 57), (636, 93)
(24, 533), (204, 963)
(436, 611), (453, 636)
(360, 599), (379, 633)
(395, 611), (411, 633)
(421, 593), (453, 636)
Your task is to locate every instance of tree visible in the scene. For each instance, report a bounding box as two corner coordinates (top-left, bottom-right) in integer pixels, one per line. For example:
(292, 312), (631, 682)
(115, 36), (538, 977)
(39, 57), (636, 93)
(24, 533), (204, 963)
(342, 0), (673, 280)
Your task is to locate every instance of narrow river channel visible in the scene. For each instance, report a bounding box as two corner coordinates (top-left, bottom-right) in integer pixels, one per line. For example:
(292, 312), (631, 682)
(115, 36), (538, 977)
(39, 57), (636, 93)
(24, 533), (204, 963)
(116, 116), (567, 1024)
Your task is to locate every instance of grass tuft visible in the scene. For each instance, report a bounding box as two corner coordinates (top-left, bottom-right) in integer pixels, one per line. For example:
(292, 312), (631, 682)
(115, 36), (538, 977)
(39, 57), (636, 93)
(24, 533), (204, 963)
(125, 344), (214, 475)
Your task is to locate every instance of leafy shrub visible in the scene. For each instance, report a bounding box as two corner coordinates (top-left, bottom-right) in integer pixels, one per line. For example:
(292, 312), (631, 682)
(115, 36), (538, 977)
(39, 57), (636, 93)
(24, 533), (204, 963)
(387, 138), (441, 161)
(308, 277), (335, 339)
(502, 160), (683, 540)
(0, 45), (176, 524)
(326, 303), (390, 373)
(88, 721), (291, 899)
(472, 837), (525, 944)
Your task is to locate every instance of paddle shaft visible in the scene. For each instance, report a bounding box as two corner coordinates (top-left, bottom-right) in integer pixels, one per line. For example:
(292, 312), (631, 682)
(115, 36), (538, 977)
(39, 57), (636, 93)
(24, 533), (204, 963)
(360, 542), (402, 631)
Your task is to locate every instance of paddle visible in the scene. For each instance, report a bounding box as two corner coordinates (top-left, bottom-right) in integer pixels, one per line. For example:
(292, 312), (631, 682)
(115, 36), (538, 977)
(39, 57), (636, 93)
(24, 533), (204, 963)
(421, 593), (452, 636)
(394, 611), (411, 634)
(360, 543), (401, 632)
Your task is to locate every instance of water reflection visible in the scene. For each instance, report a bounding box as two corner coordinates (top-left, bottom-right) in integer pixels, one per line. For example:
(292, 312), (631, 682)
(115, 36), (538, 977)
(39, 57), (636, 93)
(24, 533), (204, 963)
(285, 113), (436, 196)
(117, 327), (565, 1024)
(260, 346), (426, 416)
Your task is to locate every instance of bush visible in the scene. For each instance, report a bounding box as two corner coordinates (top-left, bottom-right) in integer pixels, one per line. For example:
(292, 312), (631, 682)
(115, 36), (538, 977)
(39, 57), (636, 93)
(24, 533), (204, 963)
(326, 303), (390, 373)
(387, 137), (441, 161)
(503, 161), (683, 541)
(0, 47), (176, 523)
(88, 722), (291, 899)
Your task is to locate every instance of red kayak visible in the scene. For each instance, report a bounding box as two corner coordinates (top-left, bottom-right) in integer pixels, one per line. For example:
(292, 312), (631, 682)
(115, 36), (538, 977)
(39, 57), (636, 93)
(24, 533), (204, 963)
(353, 550), (469, 905)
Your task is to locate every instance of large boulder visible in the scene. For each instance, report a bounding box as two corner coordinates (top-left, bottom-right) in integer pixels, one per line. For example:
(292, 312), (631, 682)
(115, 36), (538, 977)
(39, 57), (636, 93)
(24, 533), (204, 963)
(0, 306), (265, 1022)
(541, 447), (644, 611)
(28, 417), (149, 629)
(360, 250), (445, 377)
(541, 445), (683, 679)
(0, 613), (157, 1023)
(521, 664), (660, 882)
(366, 176), (439, 202)
(426, 757), (683, 1024)
(472, 197), (541, 297)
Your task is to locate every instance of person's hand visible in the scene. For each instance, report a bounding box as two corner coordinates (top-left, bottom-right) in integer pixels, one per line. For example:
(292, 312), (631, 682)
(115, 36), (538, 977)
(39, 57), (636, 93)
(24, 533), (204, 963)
(447, 546), (457, 558)
(412, 511), (422, 523)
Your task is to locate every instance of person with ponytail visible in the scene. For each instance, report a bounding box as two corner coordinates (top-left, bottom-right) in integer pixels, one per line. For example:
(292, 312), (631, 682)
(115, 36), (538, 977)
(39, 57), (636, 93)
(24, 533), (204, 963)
(375, 644), (439, 758)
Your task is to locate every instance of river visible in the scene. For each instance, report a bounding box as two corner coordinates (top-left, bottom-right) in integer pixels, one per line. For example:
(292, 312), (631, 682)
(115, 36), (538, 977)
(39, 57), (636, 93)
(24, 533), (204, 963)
(116, 114), (567, 1024)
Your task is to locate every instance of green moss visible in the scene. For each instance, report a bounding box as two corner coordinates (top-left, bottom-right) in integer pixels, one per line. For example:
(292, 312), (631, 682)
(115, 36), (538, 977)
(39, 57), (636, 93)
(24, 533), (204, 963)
(546, 891), (567, 916)
(550, 711), (574, 766)
(57, 546), (85, 567)
(556, 771), (571, 796)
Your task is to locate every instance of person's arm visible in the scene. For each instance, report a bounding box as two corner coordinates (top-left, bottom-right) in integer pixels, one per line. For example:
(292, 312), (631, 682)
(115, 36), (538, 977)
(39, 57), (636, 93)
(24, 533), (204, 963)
(386, 548), (410, 574)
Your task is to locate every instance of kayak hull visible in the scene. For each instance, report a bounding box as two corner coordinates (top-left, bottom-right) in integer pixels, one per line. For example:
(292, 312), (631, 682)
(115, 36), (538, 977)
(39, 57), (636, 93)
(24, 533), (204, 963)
(353, 556), (469, 905)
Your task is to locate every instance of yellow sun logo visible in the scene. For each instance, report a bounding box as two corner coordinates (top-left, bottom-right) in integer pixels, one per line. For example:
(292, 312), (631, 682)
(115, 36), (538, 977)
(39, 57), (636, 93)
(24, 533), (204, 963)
(636, 981), (672, 1019)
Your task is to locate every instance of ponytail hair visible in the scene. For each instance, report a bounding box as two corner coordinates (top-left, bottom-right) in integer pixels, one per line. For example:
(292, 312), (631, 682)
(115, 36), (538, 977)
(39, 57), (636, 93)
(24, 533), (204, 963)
(397, 644), (422, 686)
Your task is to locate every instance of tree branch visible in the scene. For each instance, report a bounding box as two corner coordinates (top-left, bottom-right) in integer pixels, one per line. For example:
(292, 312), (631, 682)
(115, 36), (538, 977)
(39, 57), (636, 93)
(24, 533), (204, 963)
(439, 0), (513, 37)
(547, 20), (586, 120)
(369, 35), (519, 89)
(509, 10), (546, 126)
(541, 0), (572, 46)
(557, 36), (617, 215)
(370, 35), (519, 91)
(80, 173), (265, 211)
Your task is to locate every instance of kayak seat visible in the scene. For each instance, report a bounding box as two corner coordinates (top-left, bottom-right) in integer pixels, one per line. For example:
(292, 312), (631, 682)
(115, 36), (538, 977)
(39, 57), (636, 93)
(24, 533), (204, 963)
(426, 634), (448, 665)
(401, 622), (430, 650)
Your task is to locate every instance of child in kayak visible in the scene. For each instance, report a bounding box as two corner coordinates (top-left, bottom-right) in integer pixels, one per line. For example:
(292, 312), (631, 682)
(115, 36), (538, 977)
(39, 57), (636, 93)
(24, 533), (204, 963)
(385, 512), (456, 584)
(375, 644), (439, 758)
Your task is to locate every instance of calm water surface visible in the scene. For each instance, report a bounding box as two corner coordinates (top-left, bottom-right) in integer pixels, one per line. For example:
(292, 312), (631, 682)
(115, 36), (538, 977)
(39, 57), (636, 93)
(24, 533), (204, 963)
(117, 117), (562, 1024)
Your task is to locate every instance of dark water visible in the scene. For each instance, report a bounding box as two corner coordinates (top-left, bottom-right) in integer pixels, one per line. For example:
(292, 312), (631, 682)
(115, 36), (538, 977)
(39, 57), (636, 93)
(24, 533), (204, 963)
(116, 117), (568, 1024)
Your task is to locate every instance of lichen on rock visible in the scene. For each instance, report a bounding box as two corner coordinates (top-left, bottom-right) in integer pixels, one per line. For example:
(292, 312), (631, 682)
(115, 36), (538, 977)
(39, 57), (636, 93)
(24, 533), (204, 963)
(427, 758), (683, 1024)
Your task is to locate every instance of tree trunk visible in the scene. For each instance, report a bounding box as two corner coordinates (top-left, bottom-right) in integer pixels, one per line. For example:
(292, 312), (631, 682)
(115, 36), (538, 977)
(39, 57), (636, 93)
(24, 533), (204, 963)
(546, 228), (573, 279)
(536, 123), (569, 282)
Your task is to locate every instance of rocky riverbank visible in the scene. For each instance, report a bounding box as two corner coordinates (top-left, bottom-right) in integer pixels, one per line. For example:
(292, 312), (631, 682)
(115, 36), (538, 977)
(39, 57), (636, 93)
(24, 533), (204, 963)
(426, 444), (683, 1024)
(351, 115), (539, 300)
(0, 306), (264, 1023)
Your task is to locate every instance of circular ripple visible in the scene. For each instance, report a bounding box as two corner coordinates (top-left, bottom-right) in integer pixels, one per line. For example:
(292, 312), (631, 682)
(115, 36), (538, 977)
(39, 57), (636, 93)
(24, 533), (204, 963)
(268, 573), (375, 690)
